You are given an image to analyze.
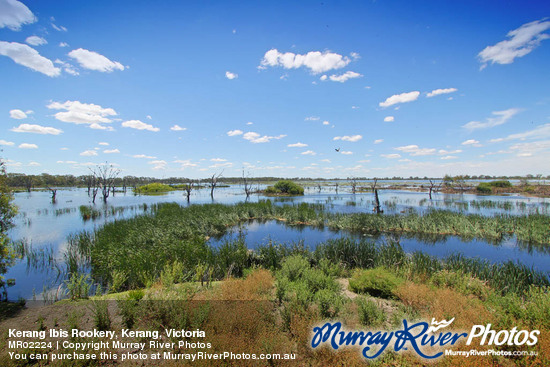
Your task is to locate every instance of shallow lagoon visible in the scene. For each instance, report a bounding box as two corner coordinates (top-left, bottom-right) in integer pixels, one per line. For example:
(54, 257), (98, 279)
(6, 185), (550, 300)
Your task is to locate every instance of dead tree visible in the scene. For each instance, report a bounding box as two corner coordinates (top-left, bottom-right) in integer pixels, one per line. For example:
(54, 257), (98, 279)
(47, 187), (57, 203)
(91, 163), (120, 204)
(209, 171), (223, 199)
(242, 170), (252, 200)
(184, 180), (194, 202)
(348, 177), (358, 194)
(428, 179), (442, 200)
(317, 183), (322, 193)
(335, 182), (339, 194)
(371, 178), (383, 214)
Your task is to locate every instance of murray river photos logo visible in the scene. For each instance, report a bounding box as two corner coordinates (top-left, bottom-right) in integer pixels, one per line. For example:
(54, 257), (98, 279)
(311, 318), (539, 359)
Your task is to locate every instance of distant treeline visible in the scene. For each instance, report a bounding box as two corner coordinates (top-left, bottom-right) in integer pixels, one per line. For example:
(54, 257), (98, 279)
(6, 172), (549, 189)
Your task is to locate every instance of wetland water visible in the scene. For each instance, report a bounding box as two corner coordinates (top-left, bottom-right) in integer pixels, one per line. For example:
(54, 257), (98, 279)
(6, 185), (550, 300)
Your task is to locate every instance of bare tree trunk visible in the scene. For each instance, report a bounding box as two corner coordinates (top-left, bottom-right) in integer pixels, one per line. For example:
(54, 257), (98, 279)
(47, 187), (57, 203)
(371, 178), (383, 214)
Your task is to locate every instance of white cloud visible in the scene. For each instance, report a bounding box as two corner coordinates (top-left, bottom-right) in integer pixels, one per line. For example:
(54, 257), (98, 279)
(384, 116), (394, 122)
(426, 88), (457, 98)
(59, 42), (69, 48)
(149, 160), (167, 170)
(80, 149), (98, 156)
(18, 143), (37, 149)
(340, 151), (353, 155)
(54, 58), (79, 75)
(98, 142), (109, 146)
(438, 149), (462, 154)
(374, 139), (384, 144)
(243, 131), (286, 143)
(227, 129), (243, 136)
(174, 159), (198, 169)
(121, 120), (160, 132)
(0, 139), (14, 146)
(48, 101), (117, 128)
(322, 121), (330, 126)
(28, 161), (40, 166)
(379, 91), (420, 108)
(333, 135), (362, 142)
(301, 150), (316, 155)
(441, 155), (458, 160)
(25, 35), (47, 46)
(9, 109), (27, 119)
(89, 123), (114, 131)
(210, 158), (227, 162)
(381, 153), (401, 159)
(146, 115), (152, 120)
(260, 49), (353, 74)
(68, 48), (125, 72)
(170, 124), (187, 131)
(395, 144), (436, 156)
(461, 139), (481, 146)
(0, 41), (61, 77)
(321, 71), (362, 83)
(225, 71), (238, 79)
(103, 149), (120, 154)
(305, 116), (320, 121)
(320, 159), (331, 163)
(478, 19), (550, 69)
(132, 154), (156, 159)
(0, 0), (36, 30)
(11, 123), (63, 135)
(462, 108), (520, 130)
(288, 142), (308, 148)
(210, 162), (233, 169)
(489, 123), (550, 142)
(51, 23), (67, 32)
(246, 121), (253, 125)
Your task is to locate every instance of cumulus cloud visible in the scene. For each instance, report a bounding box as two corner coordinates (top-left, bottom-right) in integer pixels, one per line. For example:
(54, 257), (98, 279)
(379, 91), (420, 108)
(438, 149), (462, 154)
(51, 23), (67, 32)
(333, 135), (362, 142)
(260, 49), (353, 74)
(426, 88), (457, 97)
(340, 151), (353, 155)
(225, 71), (238, 79)
(243, 131), (286, 143)
(11, 123), (62, 135)
(287, 142), (308, 148)
(381, 153), (401, 159)
(210, 158), (227, 162)
(132, 154), (156, 159)
(0, 0), (36, 30)
(80, 149), (97, 156)
(0, 41), (61, 76)
(59, 42), (69, 48)
(462, 108), (520, 130)
(47, 100), (117, 128)
(374, 139), (384, 144)
(227, 129), (243, 136)
(461, 139), (481, 146)
(149, 160), (167, 170)
(25, 35), (47, 46)
(103, 149), (120, 154)
(322, 121), (330, 126)
(478, 19), (550, 69)
(98, 142), (109, 146)
(0, 139), (14, 146)
(301, 150), (316, 155)
(68, 48), (125, 72)
(320, 71), (362, 83)
(305, 116), (320, 121)
(170, 124), (187, 131)
(121, 120), (160, 132)
(54, 59), (79, 75)
(395, 144), (436, 156)
(384, 116), (394, 122)
(441, 155), (458, 160)
(9, 109), (28, 119)
(18, 143), (37, 149)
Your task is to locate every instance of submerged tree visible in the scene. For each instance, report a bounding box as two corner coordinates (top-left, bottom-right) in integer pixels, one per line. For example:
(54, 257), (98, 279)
(0, 158), (18, 300)
(428, 179), (442, 200)
(242, 170), (253, 200)
(90, 163), (121, 204)
(183, 180), (194, 202)
(348, 177), (358, 194)
(371, 178), (383, 214)
(209, 171), (223, 199)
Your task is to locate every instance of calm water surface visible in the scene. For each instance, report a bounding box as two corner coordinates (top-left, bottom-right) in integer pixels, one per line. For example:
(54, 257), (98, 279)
(6, 186), (550, 300)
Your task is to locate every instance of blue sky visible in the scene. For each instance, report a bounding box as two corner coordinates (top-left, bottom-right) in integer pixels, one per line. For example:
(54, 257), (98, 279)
(1, 0), (549, 178)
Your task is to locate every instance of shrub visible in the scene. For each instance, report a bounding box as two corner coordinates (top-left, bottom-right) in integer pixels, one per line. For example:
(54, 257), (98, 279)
(278, 255), (310, 282)
(349, 267), (403, 299)
(315, 288), (344, 318)
(356, 297), (386, 327)
(135, 183), (175, 194)
(265, 180), (304, 195)
(490, 180), (512, 188)
(476, 182), (492, 194)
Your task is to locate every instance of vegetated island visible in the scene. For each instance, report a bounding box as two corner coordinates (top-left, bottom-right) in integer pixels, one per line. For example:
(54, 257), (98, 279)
(263, 180), (305, 196)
